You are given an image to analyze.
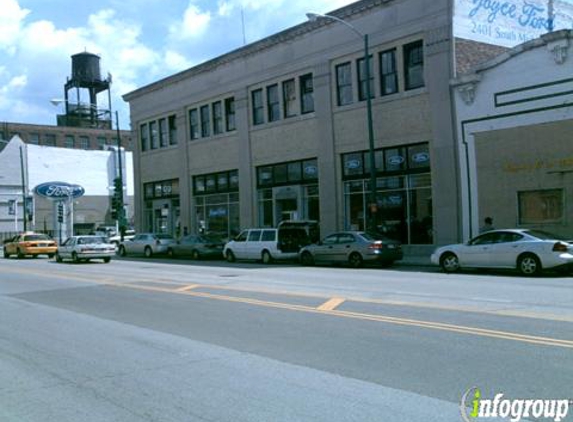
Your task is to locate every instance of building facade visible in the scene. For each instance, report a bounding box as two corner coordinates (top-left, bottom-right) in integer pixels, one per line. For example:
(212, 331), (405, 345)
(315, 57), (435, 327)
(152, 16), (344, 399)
(452, 30), (573, 239)
(124, 0), (468, 251)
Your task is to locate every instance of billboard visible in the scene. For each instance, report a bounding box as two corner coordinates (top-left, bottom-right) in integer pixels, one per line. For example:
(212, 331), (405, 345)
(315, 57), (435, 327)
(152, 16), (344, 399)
(454, 0), (573, 47)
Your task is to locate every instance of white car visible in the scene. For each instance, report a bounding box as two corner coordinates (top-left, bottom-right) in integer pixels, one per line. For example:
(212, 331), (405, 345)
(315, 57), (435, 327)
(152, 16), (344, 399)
(56, 235), (116, 263)
(431, 229), (573, 276)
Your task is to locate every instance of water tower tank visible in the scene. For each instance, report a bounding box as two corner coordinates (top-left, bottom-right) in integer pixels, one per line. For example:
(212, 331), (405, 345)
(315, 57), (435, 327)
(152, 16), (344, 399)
(71, 52), (102, 84)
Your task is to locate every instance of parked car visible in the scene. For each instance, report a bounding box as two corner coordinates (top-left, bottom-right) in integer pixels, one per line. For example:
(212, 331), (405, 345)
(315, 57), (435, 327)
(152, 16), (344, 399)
(117, 233), (175, 258)
(223, 226), (311, 263)
(55, 235), (116, 263)
(430, 229), (573, 276)
(166, 234), (225, 259)
(3, 232), (57, 259)
(299, 231), (403, 268)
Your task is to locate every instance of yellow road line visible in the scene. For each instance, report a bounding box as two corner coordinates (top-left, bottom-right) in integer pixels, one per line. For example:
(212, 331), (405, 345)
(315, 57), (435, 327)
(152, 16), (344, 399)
(317, 297), (346, 311)
(5, 266), (573, 348)
(112, 282), (573, 349)
(176, 284), (200, 292)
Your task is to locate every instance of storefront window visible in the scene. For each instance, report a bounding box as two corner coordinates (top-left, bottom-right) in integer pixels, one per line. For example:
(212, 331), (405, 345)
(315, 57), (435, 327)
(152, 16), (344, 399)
(519, 189), (563, 224)
(343, 173), (433, 244)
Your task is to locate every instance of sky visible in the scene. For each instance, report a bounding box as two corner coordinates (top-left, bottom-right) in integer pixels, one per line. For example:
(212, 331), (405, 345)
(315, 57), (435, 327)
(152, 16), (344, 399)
(0, 0), (356, 129)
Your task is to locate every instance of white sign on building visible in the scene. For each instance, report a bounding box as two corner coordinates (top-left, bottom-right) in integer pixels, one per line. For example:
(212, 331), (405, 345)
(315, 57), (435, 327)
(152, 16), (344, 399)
(454, 0), (573, 47)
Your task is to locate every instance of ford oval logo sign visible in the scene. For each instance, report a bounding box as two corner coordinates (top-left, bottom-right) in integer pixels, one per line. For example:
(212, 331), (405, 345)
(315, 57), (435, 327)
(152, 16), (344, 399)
(34, 182), (85, 199)
(412, 152), (430, 163)
(387, 155), (405, 166)
(345, 159), (361, 169)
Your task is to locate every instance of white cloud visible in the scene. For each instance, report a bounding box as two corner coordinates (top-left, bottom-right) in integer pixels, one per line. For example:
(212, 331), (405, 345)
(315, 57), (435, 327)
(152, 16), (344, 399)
(0, 0), (30, 54)
(169, 3), (211, 41)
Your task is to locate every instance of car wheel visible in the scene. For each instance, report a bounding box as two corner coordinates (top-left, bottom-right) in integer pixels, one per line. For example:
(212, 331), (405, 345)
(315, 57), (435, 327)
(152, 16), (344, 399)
(167, 248), (175, 259)
(191, 250), (200, 260)
(48, 254), (55, 259)
(72, 252), (80, 263)
(118, 245), (127, 257)
(517, 254), (541, 276)
(226, 250), (236, 263)
(17, 248), (24, 259)
(55, 253), (63, 263)
(144, 246), (153, 258)
(348, 252), (363, 268)
(103, 257), (111, 263)
(262, 250), (273, 264)
(440, 252), (460, 273)
(300, 251), (314, 266)
(3, 248), (9, 258)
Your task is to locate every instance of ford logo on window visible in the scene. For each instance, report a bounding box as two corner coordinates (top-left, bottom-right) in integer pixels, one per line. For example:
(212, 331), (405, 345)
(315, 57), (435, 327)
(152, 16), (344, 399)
(412, 152), (430, 163)
(34, 182), (85, 199)
(345, 159), (362, 169)
(387, 155), (404, 166)
(304, 165), (318, 175)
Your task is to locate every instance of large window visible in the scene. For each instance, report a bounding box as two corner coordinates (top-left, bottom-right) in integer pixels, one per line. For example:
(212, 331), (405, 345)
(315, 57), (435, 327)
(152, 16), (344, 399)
(169, 115), (177, 145)
(200, 105), (210, 137)
(150, 121), (159, 149)
(64, 135), (75, 149)
(44, 134), (56, 147)
(380, 49), (398, 96)
(300, 73), (314, 114)
(282, 79), (296, 118)
(336, 62), (353, 106)
(79, 136), (90, 149)
(342, 143), (432, 244)
(213, 101), (223, 135)
(189, 109), (199, 140)
(252, 89), (264, 125)
(225, 97), (236, 131)
(140, 123), (148, 151)
(267, 84), (280, 122)
(518, 189), (563, 224)
(194, 170), (240, 238)
(159, 118), (168, 147)
(404, 40), (424, 90)
(357, 56), (374, 101)
(257, 158), (318, 188)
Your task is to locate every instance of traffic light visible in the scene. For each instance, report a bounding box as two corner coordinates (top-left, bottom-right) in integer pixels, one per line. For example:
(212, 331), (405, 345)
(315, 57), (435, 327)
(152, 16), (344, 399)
(111, 177), (123, 222)
(57, 203), (64, 223)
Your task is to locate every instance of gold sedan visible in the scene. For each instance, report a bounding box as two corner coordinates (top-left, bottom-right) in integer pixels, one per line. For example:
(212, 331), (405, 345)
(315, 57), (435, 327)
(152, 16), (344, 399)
(3, 232), (58, 259)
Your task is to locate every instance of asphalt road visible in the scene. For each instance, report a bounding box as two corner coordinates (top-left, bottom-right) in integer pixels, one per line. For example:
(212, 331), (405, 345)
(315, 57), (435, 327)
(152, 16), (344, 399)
(0, 256), (572, 422)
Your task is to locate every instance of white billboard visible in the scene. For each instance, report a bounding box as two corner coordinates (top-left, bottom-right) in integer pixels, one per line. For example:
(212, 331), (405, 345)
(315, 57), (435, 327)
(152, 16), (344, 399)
(454, 0), (573, 47)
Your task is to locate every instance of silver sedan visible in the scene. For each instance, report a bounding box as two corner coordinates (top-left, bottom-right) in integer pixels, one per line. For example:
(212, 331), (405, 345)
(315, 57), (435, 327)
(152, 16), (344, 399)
(431, 229), (573, 275)
(299, 231), (402, 268)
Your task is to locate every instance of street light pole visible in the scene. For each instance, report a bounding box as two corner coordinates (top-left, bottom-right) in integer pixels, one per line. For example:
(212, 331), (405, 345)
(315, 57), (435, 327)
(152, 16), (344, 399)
(306, 13), (378, 232)
(115, 111), (125, 241)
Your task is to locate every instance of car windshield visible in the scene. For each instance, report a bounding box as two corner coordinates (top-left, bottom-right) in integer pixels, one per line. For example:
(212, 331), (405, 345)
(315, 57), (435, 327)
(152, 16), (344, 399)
(524, 229), (565, 241)
(23, 234), (51, 241)
(78, 236), (106, 244)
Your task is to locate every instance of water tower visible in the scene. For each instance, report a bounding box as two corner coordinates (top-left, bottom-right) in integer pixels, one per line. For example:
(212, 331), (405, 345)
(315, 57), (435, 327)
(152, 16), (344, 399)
(56, 52), (113, 129)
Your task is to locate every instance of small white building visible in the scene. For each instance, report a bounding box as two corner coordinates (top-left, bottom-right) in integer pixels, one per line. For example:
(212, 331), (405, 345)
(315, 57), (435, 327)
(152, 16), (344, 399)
(0, 136), (134, 237)
(452, 29), (573, 239)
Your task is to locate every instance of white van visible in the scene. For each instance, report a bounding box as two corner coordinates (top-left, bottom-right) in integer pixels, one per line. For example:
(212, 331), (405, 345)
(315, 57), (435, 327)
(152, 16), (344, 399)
(223, 227), (311, 264)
